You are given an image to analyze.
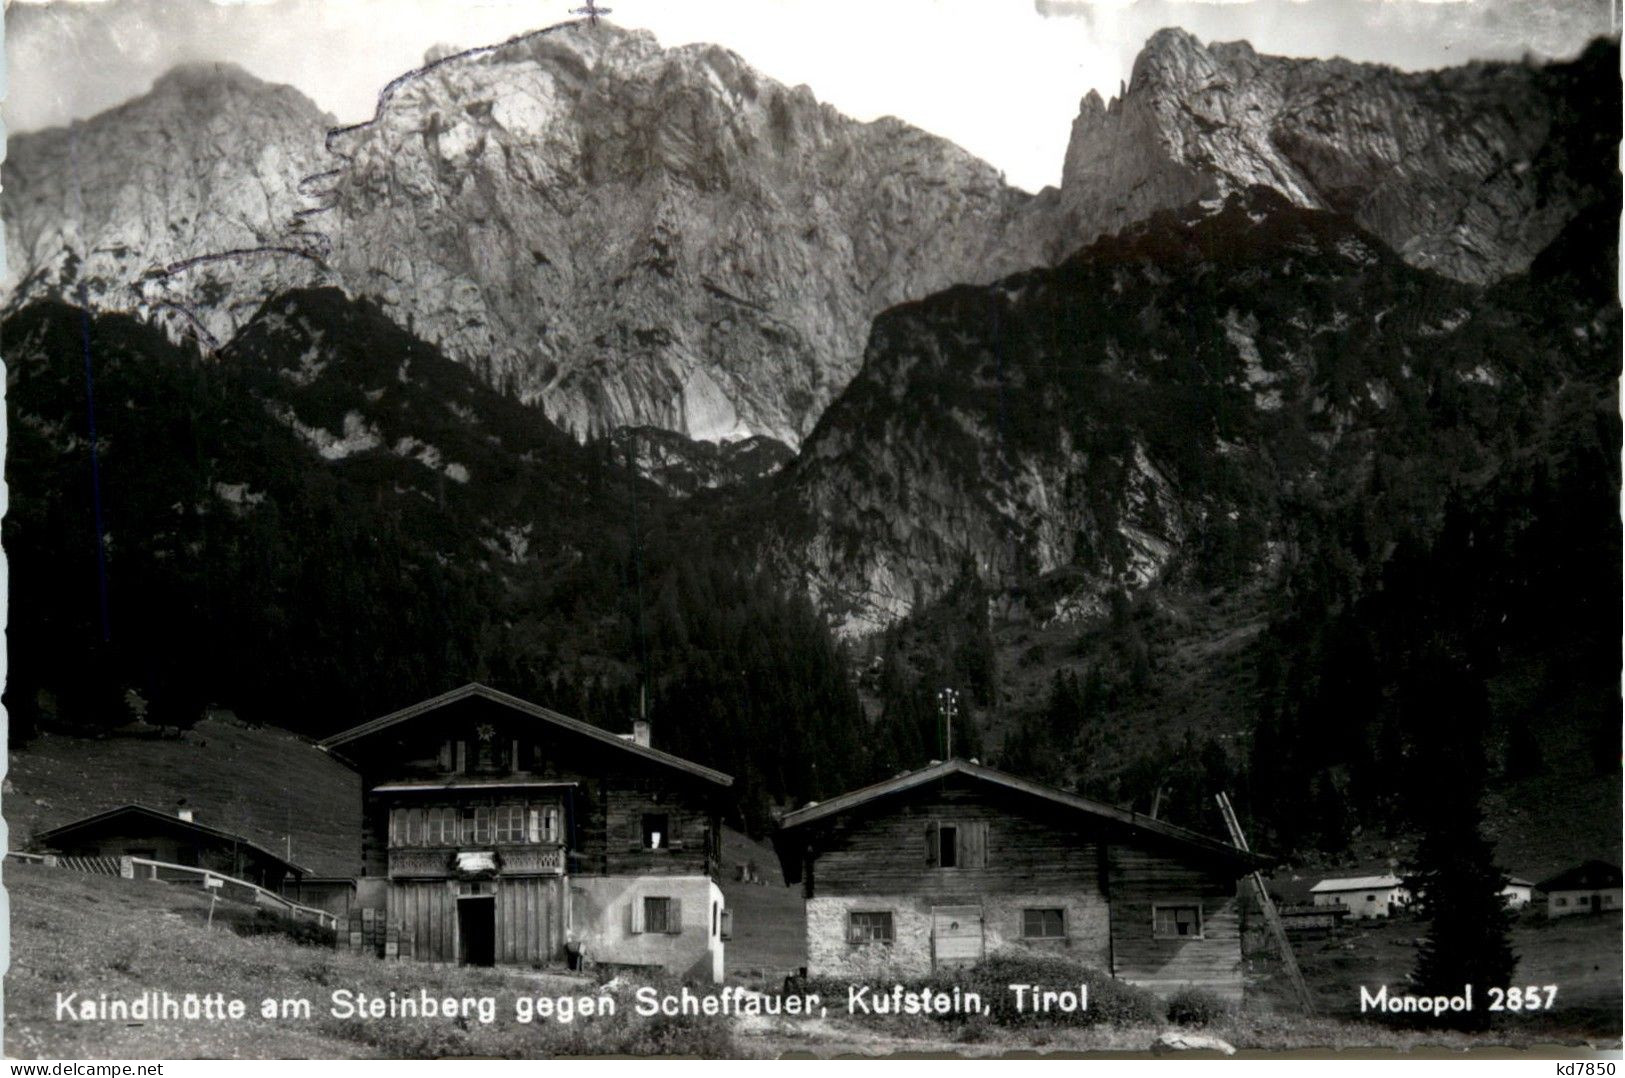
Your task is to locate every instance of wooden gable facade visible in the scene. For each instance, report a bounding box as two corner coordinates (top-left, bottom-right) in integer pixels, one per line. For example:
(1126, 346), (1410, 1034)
(773, 759), (1267, 1000)
(319, 684), (733, 977)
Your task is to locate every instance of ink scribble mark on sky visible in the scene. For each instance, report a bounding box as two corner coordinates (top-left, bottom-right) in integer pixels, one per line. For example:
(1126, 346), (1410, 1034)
(5, 0), (1614, 194)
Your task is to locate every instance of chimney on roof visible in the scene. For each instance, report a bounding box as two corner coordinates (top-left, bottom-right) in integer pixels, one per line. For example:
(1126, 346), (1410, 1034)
(177, 809), (195, 823)
(632, 719), (651, 747)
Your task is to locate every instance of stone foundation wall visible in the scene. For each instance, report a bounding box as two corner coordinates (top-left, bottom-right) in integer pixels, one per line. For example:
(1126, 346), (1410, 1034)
(806, 891), (1110, 978)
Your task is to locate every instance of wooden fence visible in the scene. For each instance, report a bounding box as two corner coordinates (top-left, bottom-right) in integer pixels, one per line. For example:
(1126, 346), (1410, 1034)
(6, 851), (339, 930)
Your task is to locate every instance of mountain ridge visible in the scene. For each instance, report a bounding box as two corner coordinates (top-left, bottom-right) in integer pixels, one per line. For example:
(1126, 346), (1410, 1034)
(6, 24), (1613, 455)
(772, 182), (1619, 637)
(1048, 28), (1618, 282)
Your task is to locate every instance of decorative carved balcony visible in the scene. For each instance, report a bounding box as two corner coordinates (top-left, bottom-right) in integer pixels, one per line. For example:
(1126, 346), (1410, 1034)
(388, 844), (565, 879)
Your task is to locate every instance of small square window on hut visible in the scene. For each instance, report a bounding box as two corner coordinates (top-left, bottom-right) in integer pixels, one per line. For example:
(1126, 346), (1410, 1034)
(642, 813), (670, 850)
(848, 911), (894, 944)
(1022, 908), (1066, 939)
(1153, 903), (1203, 939)
(643, 896), (674, 934)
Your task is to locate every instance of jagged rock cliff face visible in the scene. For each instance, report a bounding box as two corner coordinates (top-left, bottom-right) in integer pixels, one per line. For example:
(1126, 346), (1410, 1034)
(4, 24), (1037, 448)
(2, 63), (337, 346)
(321, 23), (1037, 445)
(1048, 30), (1618, 283)
(775, 187), (1621, 635)
(4, 24), (1614, 457)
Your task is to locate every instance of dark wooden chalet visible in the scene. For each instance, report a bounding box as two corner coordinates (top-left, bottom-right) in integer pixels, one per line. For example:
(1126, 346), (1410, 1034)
(34, 803), (307, 890)
(772, 758), (1268, 999)
(317, 683), (733, 980)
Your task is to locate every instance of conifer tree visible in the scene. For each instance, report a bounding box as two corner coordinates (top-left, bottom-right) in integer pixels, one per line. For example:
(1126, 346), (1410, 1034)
(1401, 650), (1515, 1029)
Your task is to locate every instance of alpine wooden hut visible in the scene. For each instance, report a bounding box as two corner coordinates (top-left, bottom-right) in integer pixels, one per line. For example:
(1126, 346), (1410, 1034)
(771, 758), (1268, 1000)
(318, 683), (733, 980)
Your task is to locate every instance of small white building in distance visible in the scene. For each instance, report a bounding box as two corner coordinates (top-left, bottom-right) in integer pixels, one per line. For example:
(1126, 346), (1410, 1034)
(1309, 874), (1412, 919)
(1536, 861), (1622, 918)
(1500, 877), (1536, 908)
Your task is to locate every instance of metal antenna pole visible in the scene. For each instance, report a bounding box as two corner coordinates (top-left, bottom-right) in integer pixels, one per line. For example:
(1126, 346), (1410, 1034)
(936, 688), (960, 760)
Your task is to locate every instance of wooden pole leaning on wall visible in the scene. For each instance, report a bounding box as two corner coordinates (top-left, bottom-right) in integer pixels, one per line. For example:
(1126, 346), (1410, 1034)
(1214, 791), (1316, 1015)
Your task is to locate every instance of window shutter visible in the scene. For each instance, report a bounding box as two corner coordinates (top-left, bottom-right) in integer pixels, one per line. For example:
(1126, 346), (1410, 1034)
(437, 740), (454, 771)
(668, 814), (685, 850)
(455, 740), (467, 774)
(629, 897), (644, 935)
(962, 821), (988, 868)
(720, 909), (733, 941)
(668, 898), (683, 935)
(924, 822), (939, 867)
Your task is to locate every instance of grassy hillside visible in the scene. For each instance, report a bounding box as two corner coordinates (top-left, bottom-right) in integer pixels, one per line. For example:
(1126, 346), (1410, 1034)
(717, 828), (805, 983)
(3, 862), (733, 1058)
(7, 717), (361, 876)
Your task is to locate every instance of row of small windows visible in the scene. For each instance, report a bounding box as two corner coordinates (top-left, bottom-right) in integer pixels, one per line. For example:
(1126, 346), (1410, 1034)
(388, 806), (695, 851)
(431, 734), (541, 775)
(845, 904), (1203, 943)
(1553, 894), (1616, 907)
(845, 908), (1073, 944)
(844, 908), (1070, 943)
(388, 804), (560, 847)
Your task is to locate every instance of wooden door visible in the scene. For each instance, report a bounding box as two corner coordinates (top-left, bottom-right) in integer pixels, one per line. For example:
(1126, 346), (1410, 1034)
(458, 895), (496, 966)
(932, 905), (984, 970)
(494, 876), (567, 965)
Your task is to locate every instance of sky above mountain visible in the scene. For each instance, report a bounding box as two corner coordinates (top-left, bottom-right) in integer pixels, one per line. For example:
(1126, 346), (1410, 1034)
(5, 0), (1615, 193)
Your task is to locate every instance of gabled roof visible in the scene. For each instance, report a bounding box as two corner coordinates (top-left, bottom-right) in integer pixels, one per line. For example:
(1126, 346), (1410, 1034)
(317, 682), (733, 787)
(1504, 877), (1535, 889)
(34, 803), (309, 876)
(1310, 875), (1405, 893)
(774, 758), (1266, 878)
(1537, 860), (1622, 893)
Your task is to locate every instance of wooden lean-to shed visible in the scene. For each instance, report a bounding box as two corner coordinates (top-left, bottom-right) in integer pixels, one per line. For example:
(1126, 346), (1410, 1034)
(772, 758), (1268, 1000)
(34, 803), (308, 890)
